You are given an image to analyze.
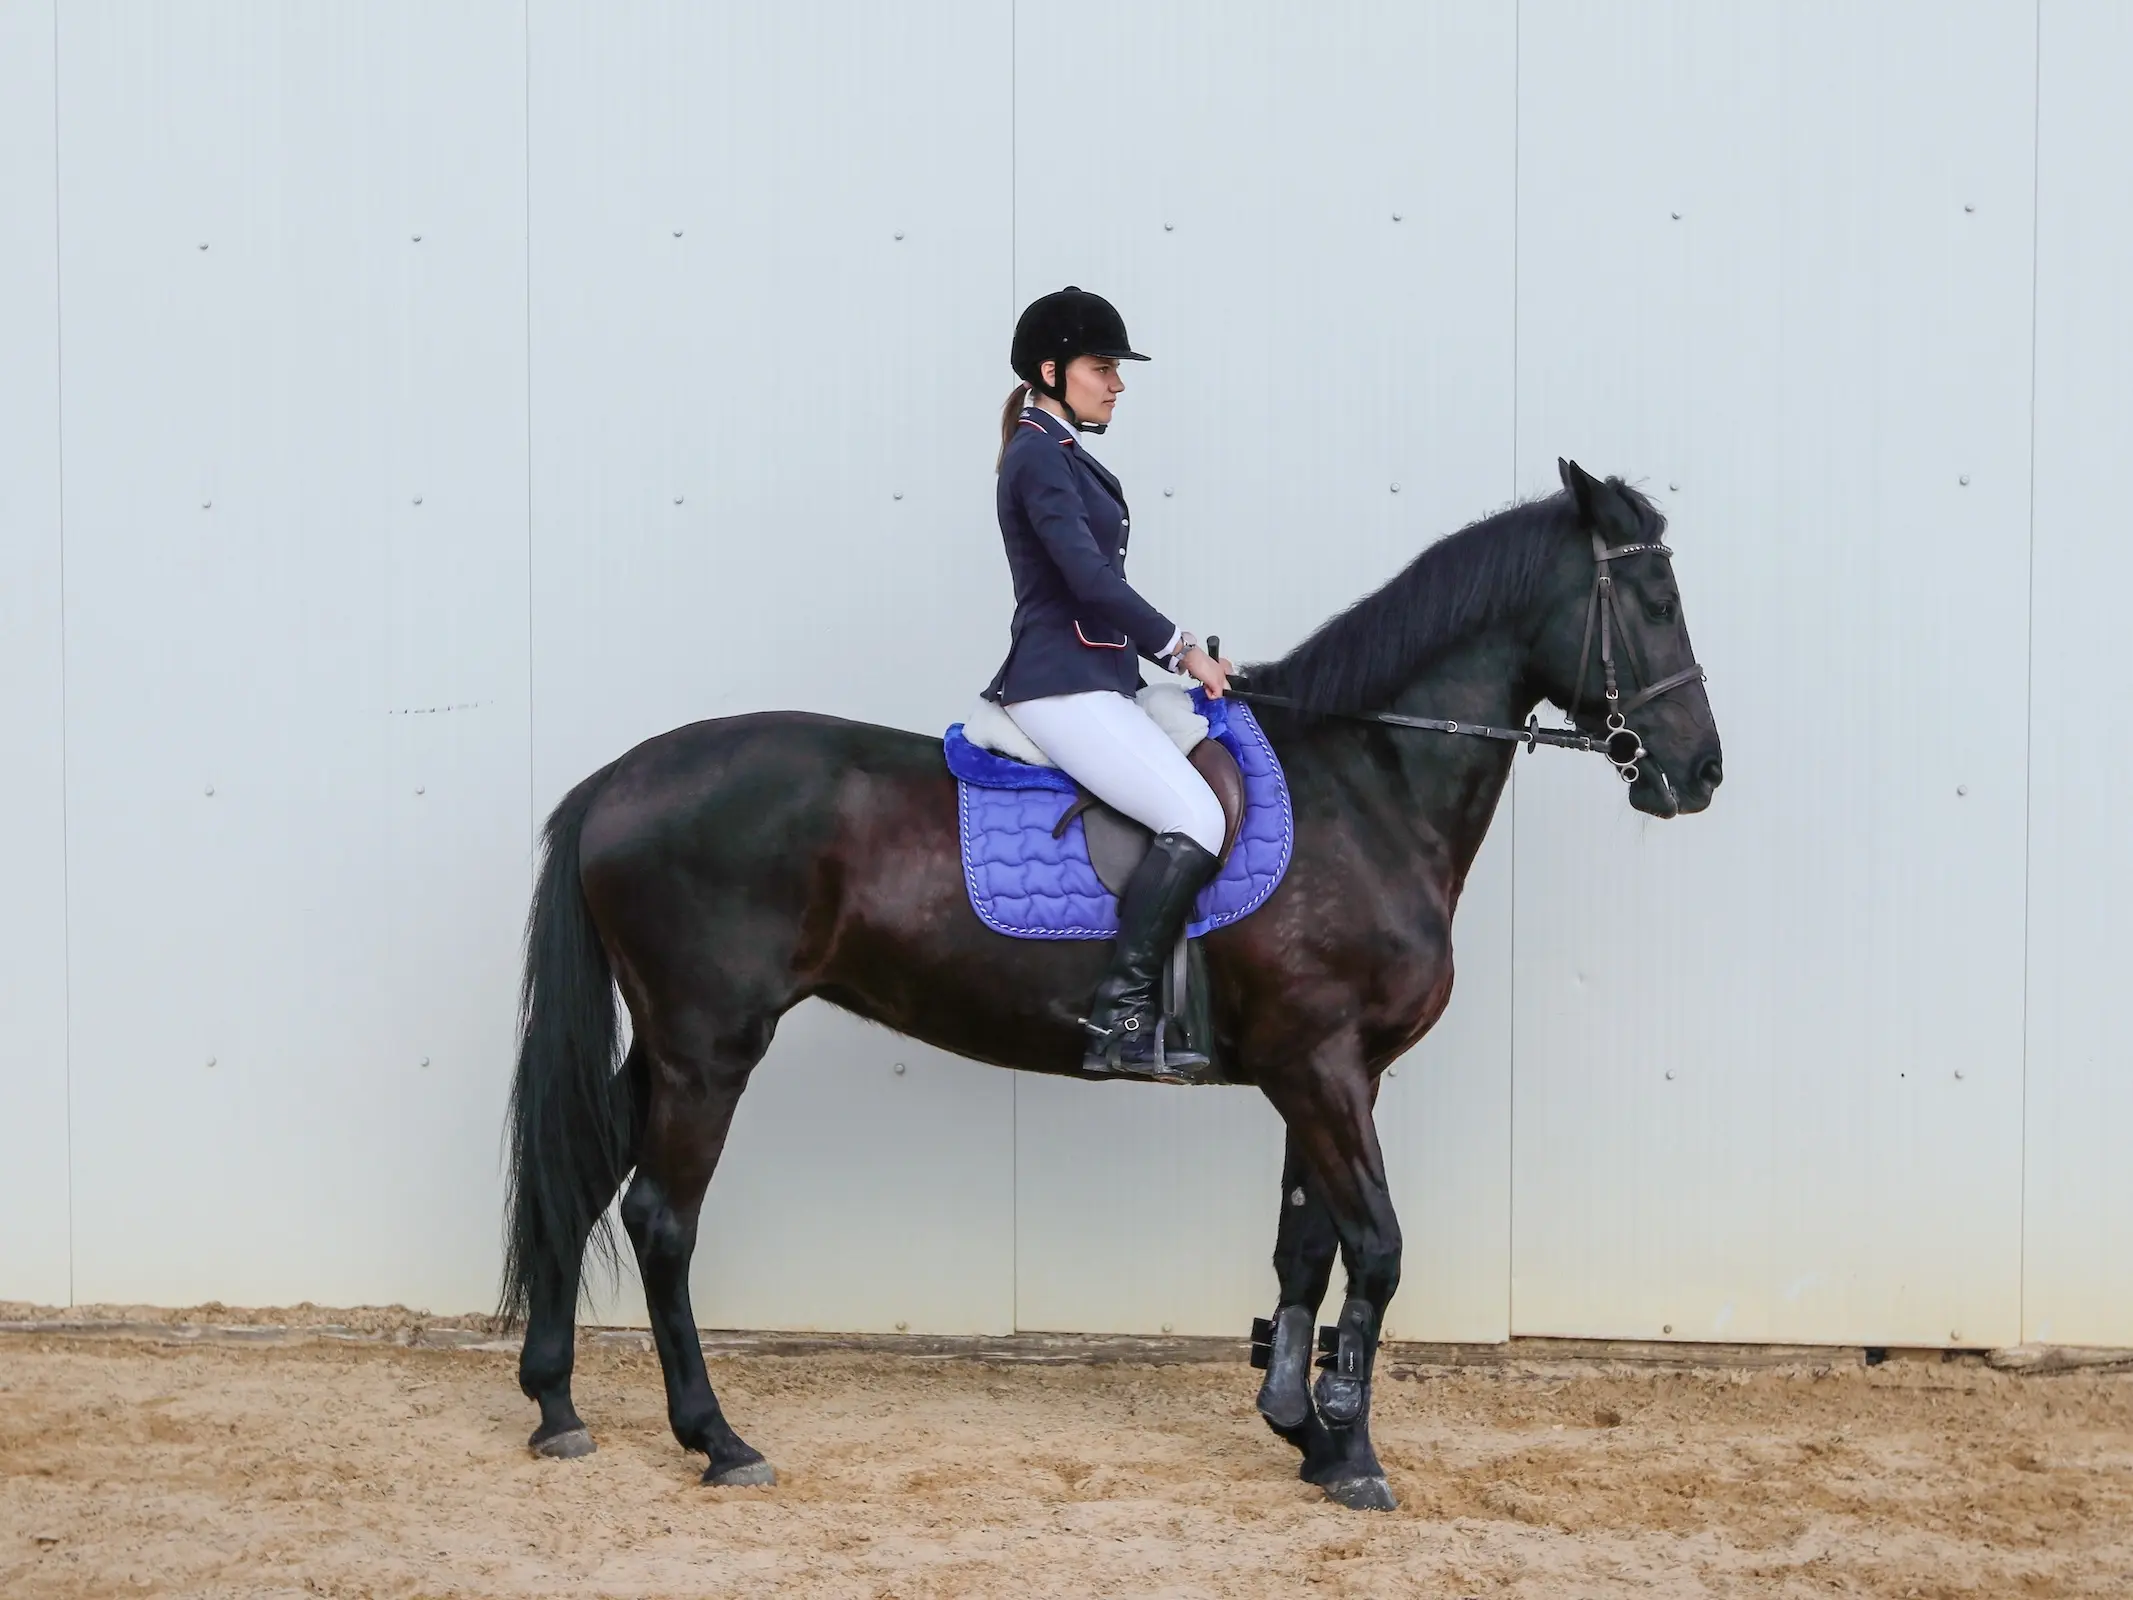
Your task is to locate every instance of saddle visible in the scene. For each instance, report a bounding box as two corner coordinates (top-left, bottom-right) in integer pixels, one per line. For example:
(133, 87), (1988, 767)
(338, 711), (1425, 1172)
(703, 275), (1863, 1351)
(1048, 739), (1249, 893)
(945, 689), (1296, 1085)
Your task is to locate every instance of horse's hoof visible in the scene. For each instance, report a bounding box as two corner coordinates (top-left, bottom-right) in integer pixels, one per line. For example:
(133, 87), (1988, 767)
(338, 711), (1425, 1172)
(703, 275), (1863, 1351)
(1322, 1474), (1398, 1512)
(530, 1427), (595, 1460)
(703, 1458), (776, 1488)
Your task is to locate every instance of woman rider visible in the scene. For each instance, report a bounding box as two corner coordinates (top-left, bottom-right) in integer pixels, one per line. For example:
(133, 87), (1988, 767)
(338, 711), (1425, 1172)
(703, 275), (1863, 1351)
(986, 287), (1234, 1079)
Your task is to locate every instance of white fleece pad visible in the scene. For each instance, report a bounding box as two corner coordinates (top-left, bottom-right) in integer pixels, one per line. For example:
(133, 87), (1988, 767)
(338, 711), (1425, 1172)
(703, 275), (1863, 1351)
(964, 681), (1209, 767)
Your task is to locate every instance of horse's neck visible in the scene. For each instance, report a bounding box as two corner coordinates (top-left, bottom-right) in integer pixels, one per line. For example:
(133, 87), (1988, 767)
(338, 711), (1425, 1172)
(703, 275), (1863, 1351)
(1382, 629), (1538, 889)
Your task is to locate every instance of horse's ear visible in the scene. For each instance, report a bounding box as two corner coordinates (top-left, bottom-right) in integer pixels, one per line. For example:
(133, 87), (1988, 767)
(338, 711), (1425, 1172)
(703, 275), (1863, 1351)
(1558, 458), (1640, 542)
(1558, 458), (1604, 524)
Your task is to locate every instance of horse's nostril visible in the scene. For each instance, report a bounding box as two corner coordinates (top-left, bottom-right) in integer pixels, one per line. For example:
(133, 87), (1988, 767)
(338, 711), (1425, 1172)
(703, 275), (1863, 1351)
(1695, 753), (1724, 790)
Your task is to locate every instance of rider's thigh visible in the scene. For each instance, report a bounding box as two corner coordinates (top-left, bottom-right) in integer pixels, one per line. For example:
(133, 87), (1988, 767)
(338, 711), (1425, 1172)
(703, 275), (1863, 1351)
(1005, 690), (1225, 854)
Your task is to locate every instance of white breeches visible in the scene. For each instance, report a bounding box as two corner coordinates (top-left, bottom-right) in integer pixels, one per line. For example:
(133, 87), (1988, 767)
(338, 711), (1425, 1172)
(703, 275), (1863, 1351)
(1004, 690), (1226, 855)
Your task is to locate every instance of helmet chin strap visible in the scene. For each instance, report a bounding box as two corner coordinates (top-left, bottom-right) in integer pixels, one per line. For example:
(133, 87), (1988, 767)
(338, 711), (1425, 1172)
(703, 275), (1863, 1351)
(1039, 368), (1106, 435)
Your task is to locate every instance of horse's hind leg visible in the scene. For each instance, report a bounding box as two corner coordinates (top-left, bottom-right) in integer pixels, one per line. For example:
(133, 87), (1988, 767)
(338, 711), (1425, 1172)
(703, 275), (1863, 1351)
(622, 1020), (774, 1486)
(522, 1041), (647, 1458)
(1256, 1130), (1343, 1479)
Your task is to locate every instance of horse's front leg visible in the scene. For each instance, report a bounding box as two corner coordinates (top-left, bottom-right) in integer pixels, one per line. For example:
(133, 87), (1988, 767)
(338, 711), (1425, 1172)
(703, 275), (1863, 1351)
(1261, 1049), (1401, 1512)
(1254, 1128), (1344, 1478)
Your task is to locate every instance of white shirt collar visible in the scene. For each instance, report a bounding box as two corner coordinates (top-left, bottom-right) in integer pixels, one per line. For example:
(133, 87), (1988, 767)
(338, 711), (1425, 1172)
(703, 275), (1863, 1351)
(1025, 399), (1081, 446)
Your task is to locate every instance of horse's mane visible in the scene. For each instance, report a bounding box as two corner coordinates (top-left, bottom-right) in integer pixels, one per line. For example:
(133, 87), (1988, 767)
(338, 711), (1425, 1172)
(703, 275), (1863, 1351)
(1249, 483), (1664, 713)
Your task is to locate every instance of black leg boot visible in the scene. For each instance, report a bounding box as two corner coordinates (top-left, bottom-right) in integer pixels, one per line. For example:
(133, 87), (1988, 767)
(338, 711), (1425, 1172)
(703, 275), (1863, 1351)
(1081, 832), (1222, 1081)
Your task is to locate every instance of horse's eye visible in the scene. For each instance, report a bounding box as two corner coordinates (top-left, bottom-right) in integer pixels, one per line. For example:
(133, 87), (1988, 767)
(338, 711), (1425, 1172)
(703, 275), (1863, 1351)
(1645, 599), (1676, 623)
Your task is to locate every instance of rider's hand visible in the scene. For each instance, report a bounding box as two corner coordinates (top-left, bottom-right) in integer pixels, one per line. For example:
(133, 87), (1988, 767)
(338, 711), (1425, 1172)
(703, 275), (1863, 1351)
(1180, 646), (1232, 699)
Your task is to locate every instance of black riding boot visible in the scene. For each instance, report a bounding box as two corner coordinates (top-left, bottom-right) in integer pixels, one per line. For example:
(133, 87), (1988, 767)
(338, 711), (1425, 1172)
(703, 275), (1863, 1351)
(1081, 831), (1222, 1080)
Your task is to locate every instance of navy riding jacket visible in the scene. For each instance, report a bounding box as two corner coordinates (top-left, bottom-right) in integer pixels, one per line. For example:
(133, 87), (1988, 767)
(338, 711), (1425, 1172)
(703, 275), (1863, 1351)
(985, 407), (1178, 703)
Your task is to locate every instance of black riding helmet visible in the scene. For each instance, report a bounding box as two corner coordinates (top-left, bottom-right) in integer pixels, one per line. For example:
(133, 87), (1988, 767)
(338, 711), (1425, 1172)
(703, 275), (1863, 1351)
(1011, 287), (1149, 434)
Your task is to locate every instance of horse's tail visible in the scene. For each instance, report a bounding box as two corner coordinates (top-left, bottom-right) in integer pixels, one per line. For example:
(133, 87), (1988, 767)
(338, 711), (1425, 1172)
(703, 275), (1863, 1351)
(500, 760), (634, 1324)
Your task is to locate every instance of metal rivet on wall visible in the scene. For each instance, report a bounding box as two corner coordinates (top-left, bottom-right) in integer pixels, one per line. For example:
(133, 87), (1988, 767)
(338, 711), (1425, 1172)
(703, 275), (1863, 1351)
(1390, 482), (1401, 493)
(206, 1056), (217, 1068)
(204, 785), (215, 797)
(893, 230), (904, 241)
(1954, 1069), (1966, 1080)
(893, 490), (904, 501)
(1391, 212), (1403, 222)
(1161, 1322), (1174, 1334)
(419, 1056), (430, 1068)
(672, 228), (684, 238)
(1956, 785), (1968, 797)
(1964, 203), (1975, 213)
(1662, 1323), (1674, 1335)
(893, 1062), (907, 1075)
(673, 494), (684, 505)
(1669, 482), (1681, 492)
(1163, 487), (1175, 497)
(1163, 221), (1174, 232)
(201, 498), (213, 509)
(411, 232), (422, 242)
(412, 494), (424, 505)
(894, 1320), (908, 1331)
(1386, 1067), (1398, 1079)
(415, 785), (425, 796)
(198, 241), (209, 251)
(1670, 211), (1682, 221)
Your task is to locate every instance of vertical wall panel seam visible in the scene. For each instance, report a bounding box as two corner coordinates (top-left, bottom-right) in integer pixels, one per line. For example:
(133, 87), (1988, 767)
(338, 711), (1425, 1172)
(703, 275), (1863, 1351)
(1008, 0), (1020, 1335)
(50, 0), (74, 1309)
(1505, 0), (1521, 1339)
(2018, 0), (2043, 1342)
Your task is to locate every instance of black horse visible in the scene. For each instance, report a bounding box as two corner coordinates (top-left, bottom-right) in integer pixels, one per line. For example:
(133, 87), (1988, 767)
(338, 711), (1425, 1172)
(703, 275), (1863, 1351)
(500, 459), (1722, 1512)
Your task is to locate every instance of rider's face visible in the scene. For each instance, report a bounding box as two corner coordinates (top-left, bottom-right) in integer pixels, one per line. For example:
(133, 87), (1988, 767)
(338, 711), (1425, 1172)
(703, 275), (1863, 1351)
(1045, 355), (1124, 426)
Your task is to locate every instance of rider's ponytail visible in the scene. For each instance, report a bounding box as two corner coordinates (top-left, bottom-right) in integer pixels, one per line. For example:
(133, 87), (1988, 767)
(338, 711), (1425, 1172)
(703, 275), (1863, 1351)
(997, 382), (1030, 471)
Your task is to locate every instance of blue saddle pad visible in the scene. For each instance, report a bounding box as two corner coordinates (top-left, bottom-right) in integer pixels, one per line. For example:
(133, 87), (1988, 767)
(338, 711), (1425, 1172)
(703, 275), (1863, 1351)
(944, 692), (1293, 940)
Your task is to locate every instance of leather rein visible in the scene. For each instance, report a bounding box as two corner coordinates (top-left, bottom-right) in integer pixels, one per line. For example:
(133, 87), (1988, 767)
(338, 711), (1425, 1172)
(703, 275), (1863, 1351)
(1225, 531), (1708, 795)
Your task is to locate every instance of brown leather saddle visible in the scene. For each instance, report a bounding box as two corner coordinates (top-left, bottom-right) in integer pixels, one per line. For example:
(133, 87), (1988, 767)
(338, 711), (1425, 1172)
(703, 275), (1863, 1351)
(1048, 738), (1248, 893)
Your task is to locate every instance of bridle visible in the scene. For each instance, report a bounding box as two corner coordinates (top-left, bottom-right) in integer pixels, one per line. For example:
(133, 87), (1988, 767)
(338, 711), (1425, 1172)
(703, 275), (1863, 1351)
(1226, 530), (1709, 792)
(1563, 529), (1710, 785)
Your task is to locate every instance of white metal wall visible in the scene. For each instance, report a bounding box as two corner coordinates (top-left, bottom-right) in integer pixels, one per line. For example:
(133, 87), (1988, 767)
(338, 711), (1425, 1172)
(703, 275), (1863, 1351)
(1509, 0), (2036, 1348)
(2023, 0), (2133, 1349)
(1, 0), (2126, 1348)
(0, 0), (71, 1309)
(49, 2), (532, 1310)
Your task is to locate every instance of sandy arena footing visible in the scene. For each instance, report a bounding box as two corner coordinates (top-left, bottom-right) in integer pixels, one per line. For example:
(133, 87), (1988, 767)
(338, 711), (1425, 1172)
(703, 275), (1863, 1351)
(2, 1305), (2129, 1598)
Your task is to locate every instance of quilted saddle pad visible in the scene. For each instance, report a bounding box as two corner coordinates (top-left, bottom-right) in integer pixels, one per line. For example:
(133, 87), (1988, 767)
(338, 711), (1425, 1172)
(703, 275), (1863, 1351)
(943, 693), (1293, 940)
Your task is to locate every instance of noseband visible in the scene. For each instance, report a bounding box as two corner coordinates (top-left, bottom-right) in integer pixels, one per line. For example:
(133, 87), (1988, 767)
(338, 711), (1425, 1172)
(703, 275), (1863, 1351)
(1227, 532), (1709, 789)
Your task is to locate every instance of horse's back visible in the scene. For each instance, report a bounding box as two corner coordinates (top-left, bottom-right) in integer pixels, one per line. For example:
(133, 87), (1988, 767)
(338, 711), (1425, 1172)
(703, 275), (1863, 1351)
(580, 708), (935, 842)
